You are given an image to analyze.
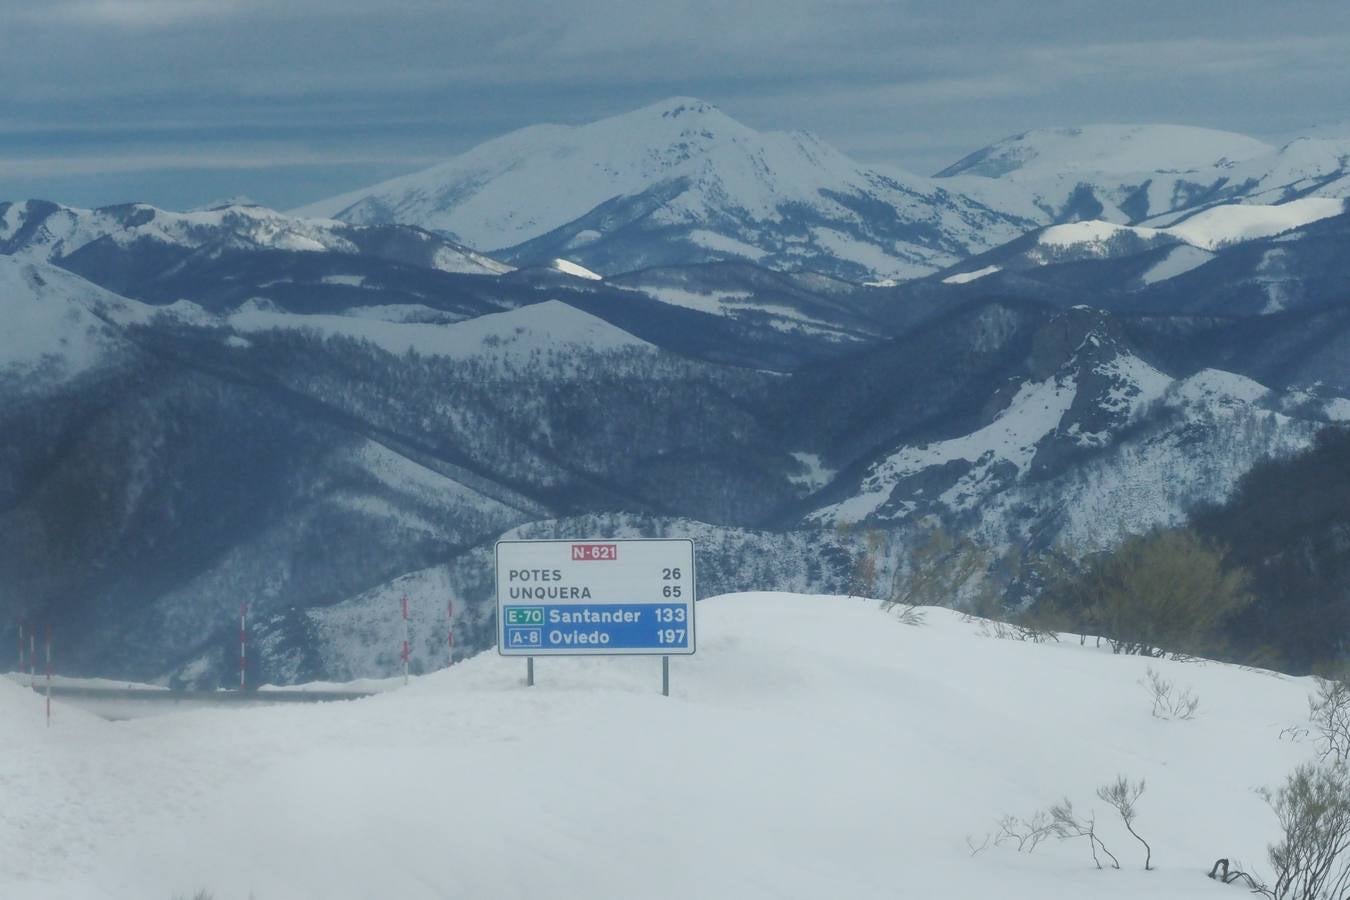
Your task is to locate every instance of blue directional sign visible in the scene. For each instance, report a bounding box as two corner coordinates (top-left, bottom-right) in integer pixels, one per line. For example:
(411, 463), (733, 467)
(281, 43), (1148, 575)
(496, 539), (696, 656)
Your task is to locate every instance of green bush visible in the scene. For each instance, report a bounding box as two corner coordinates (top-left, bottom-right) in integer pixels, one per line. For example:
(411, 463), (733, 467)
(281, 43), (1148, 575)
(1042, 528), (1251, 657)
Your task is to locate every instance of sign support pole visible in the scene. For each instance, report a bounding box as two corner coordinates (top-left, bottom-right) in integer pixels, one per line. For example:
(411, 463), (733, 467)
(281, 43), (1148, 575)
(527, 656), (534, 687)
(401, 595), (410, 686)
(239, 602), (247, 691)
(45, 624), (51, 727)
(662, 655), (669, 697)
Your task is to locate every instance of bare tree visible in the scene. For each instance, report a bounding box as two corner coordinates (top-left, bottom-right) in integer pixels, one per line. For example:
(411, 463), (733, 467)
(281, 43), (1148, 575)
(886, 524), (992, 624)
(1309, 678), (1350, 764)
(965, 833), (992, 857)
(1050, 798), (1120, 870)
(1039, 528), (1251, 658)
(1097, 776), (1152, 870)
(1264, 762), (1350, 900)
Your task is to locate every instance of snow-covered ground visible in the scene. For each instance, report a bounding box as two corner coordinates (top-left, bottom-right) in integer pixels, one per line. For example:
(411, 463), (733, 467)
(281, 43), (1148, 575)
(1, 592), (1317, 900)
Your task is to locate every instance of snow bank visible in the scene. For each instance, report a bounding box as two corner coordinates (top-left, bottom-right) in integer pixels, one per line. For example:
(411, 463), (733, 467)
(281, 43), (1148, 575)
(0, 593), (1320, 900)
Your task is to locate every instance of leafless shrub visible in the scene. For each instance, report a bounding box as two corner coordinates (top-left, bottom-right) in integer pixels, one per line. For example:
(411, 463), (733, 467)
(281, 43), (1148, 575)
(1207, 858), (1273, 894)
(889, 603), (928, 626)
(965, 833), (992, 856)
(1142, 667), (1199, 721)
(1097, 775), (1152, 870)
(1280, 724), (1312, 744)
(1309, 679), (1350, 764)
(1262, 762), (1350, 900)
(979, 618), (1060, 643)
(1050, 798), (1120, 870)
(994, 810), (1056, 853)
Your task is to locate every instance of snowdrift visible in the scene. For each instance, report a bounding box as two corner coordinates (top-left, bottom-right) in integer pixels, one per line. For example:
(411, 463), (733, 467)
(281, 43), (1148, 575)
(0, 593), (1319, 899)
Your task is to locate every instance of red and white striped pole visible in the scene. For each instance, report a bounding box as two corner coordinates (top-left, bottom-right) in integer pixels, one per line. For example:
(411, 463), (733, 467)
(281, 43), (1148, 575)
(239, 602), (248, 691)
(401, 596), (410, 686)
(45, 624), (52, 728)
(447, 598), (454, 668)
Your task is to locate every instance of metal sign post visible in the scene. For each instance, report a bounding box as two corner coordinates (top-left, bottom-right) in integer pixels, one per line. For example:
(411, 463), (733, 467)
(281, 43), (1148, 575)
(239, 603), (247, 691)
(496, 539), (696, 694)
(45, 625), (51, 727)
(401, 595), (410, 686)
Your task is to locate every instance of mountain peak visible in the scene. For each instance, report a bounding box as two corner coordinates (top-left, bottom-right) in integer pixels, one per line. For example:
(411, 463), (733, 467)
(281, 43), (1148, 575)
(638, 96), (722, 119)
(290, 97), (1032, 280)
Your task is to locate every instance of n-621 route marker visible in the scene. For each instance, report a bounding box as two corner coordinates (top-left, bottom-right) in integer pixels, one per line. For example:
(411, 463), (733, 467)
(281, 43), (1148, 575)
(496, 538), (696, 694)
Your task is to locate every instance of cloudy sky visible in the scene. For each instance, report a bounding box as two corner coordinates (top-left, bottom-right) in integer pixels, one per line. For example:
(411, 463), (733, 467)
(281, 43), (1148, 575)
(3, 0), (1348, 211)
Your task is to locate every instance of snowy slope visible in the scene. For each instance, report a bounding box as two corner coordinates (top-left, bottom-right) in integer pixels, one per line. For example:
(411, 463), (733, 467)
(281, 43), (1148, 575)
(806, 312), (1330, 548)
(228, 298), (653, 368)
(0, 592), (1319, 900)
(295, 97), (1037, 280)
(0, 199), (513, 276)
(980, 369), (1321, 552)
(0, 256), (171, 389)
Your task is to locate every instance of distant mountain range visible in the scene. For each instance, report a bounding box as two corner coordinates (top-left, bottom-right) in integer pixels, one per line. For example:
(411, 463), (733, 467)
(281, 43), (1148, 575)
(4, 98), (1350, 685)
(294, 98), (1038, 282)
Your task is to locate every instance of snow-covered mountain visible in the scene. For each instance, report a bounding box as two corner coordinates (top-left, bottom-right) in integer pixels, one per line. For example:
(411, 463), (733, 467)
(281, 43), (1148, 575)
(0, 199), (513, 276)
(938, 123), (1350, 227)
(802, 307), (1330, 551)
(937, 124), (1274, 180)
(905, 205), (1350, 334)
(295, 97), (1038, 281)
(6, 110), (1350, 687)
(934, 197), (1348, 286)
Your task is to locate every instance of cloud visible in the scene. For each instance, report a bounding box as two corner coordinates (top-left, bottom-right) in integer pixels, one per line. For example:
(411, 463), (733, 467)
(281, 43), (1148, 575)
(0, 147), (441, 178)
(16, 0), (248, 28)
(2, 0), (1348, 208)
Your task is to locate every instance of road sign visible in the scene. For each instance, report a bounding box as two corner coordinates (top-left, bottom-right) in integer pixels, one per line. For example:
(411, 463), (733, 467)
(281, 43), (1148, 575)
(496, 539), (696, 656)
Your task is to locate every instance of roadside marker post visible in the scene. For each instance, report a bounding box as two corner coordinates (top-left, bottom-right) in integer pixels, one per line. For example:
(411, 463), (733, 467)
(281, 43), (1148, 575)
(447, 598), (454, 667)
(17, 621), (24, 686)
(239, 603), (247, 691)
(401, 596), (410, 686)
(45, 624), (51, 728)
(496, 539), (696, 695)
